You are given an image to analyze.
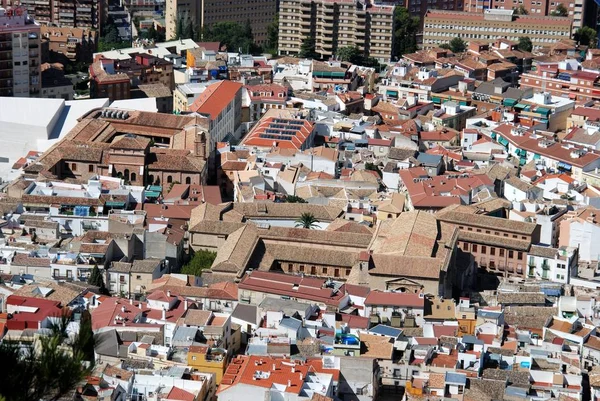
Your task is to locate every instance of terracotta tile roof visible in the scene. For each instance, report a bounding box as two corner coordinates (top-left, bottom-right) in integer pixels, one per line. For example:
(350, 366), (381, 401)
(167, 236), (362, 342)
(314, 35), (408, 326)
(359, 332), (394, 359)
(165, 387), (195, 401)
(189, 80), (243, 118)
(242, 116), (314, 150)
(365, 291), (424, 308)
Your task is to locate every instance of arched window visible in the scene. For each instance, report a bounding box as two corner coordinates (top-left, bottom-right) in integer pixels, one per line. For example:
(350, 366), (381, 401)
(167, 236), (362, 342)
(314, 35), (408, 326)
(388, 214), (393, 218)
(124, 169), (130, 181)
(185, 177), (191, 184)
(131, 172), (137, 182)
(167, 175), (173, 183)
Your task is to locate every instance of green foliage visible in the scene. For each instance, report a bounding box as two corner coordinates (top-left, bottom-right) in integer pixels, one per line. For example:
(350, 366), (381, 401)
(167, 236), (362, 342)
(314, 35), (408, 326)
(284, 195), (307, 203)
(365, 162), (382, 178)
(449, 37), (467, 53)
(141, 24), (166, 42)
(299, 36), (318, 59)
(202, 21), (261, 54)
(438, 43), (451, 50)
(295, 213), (320, 229)
(575, 26), (597, 47)
(337, 45), (363, 64)
(518, 36), (533, 52)
(392, 7), (419, 58)
(181, 249), (217, 276)
(0, 314), (91, 401)
(514, 5), (528, 14)
(87, 265), (109, 294)
(266, 16), (279, 55)
(551, 3), (568, 16)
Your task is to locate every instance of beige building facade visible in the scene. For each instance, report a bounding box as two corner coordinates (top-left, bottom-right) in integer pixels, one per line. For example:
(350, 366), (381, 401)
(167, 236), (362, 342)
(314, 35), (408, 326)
(278, 0), (395, 63)
(423, 9), (572, 49)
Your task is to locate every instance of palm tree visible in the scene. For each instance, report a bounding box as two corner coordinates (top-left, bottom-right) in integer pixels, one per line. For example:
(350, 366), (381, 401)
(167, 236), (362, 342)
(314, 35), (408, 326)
(295, 212), (319, 229)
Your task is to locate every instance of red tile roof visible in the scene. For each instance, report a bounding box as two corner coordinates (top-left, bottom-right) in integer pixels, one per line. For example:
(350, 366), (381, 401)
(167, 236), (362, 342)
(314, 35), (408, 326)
(189, 80), (243, 119)
(365, 291), (424, 308)
(6, 296), (63, 330)
(242, 116), (314, 150)
(166, 387), (195, 401)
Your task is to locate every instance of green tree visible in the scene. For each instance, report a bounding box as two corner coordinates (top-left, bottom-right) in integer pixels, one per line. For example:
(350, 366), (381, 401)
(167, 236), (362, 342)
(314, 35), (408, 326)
(202, 21), (260, 54)
(392, 7), (419, 58)
(337, 45), (363, 64)
(449, 37), (467, 53)
(181, 249), (217, 276)
(575, 26), (597, 47)
(551, 3), (568, 16)
(299, 36), (318, 59)
(518, 36), (533, 52)
(285, 195), (307, 203)
(295, 213), (319, 229)
(175, 16), (184, 40)
(0, 316), (91, 401)
(365, 162), (382, 178)
(514, 5), (529, 14)
(266, 16), (279, 55)
(183, 19), (194, 40)
(87, 264), (109, 294)
(438, 43), (451, 50)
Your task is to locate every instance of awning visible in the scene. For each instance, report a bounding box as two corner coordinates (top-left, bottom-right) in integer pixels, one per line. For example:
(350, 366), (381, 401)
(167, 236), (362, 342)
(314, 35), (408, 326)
(514, 103), (528, 109)
(503, 98), (518, 107)
(497, 136), (509, 147)
(386, 90), (398, 97)
(105, 201), (126, 207)
(459, 101), (468, 106)
(514, 149), (522, 156)
(557, 162), (572, 171)
(432, 97), (441, 104)
(147, 185), (162, 192)
(533, 154), (541, 160)
(145, 191), (160, 198)
(491, 132), (497, 140)
(536, 107), (551, 115)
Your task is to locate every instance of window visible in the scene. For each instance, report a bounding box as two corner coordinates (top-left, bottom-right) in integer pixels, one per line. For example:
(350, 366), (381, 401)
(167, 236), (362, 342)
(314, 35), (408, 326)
(71, 163), (77, 171)
(472, 244), (478, 252)
(299, 265), (304, 272)
(288, 263), (293, 272)
(88, 164), (94, 172)
(509, 250), (514, 258)
(517, 252), (523, 260)
(167, 175), (173, 183)
(192, 356), (197, 361)
(334, 268), (340, 277)
(131, 173), (137, 182)
(185, 177), (191, 184)
(53, 269), (59, 277)
(490, 247), (495, 256)
(481, 246), (487, 254)
(323, 267), (328, 274)
(136, 275), (142, 279)
(499, 249), (505, 257)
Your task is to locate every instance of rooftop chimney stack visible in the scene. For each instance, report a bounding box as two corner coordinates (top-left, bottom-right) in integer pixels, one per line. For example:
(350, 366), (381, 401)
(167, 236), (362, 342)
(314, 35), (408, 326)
(162, 307), (166, 320)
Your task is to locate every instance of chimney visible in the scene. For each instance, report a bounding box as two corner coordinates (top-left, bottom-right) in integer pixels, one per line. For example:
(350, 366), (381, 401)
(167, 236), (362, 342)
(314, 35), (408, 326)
(184, 299), (189, 310)
(162, 307), (166, 320)
(167, 290), (171, 298)
(292, 366), (295, 373)
(195, 131), (207, 160)
(130, 298), (133, 305)
(272, 363), (276, 371)
(121, 306), (126, 313)
(300, 373), (303, 381)
(287, 380), (291, 387)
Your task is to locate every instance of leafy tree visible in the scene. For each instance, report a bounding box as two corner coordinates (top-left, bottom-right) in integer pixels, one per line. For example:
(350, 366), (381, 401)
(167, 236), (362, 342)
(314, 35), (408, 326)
(285, 195), (307, 203)
(438, 43), (451, 50)
(575, 26), (597, 47)
(295, 213), (319, 229)
(365, 162), (382, 178)
(183, 19), (194, 40)
(202, 21), (261, 54)
(175, 16), (184, 40)
(337, 45), (363, 64)
(0, 316), (91, 401)
(392, 7), (419, 58)
(551, 3), (568, 16)
(299, 36), (318, 59)
(87, 264), (109, 295)
(266, 16), (279, 55)
(449, 37), (467, 53)
(514, 5), (529, 14)
(518, 36), (533, 52)
(181, 249), (217, 276)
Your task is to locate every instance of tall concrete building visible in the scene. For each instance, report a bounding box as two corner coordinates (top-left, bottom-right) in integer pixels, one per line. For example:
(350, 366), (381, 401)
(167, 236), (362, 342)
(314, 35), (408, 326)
(0, 0), (102, 30)
(463, 0), (595, 34)
(165, 0), (277, 44)
(0, 7), (41, 97)
(278, 0), (395, 63)
(423, 9), (572, 49)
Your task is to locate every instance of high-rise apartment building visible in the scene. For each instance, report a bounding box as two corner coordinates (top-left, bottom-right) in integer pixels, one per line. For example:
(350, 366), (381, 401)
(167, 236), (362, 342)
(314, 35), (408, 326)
(0, 0), (101, 30)
(278, 0), (395, 63)
(463, 0), (595, 34)
(0, 7), (41, 97)
(165, 0), (277, 44)
(423, 9), (572, 49)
